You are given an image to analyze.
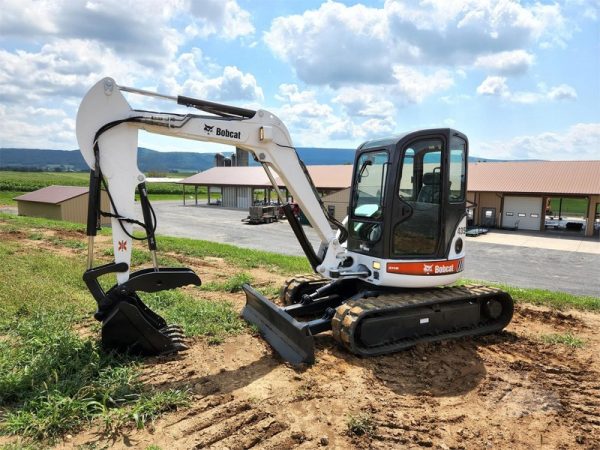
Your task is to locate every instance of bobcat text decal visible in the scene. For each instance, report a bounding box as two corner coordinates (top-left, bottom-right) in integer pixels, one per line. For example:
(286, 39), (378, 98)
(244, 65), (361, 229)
(203, 124), (241, 139)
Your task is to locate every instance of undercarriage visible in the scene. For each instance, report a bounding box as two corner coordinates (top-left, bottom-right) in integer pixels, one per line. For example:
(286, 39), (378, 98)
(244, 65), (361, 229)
(243, 276), (514, 365)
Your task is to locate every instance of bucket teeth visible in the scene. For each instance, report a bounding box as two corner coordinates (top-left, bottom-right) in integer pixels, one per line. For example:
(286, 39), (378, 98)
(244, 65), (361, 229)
(172, 341), (189, 351)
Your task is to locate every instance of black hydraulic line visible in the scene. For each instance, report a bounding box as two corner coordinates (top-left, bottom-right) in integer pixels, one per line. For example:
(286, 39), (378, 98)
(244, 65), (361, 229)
(86, 169), (102, 236)
(137, 182), (157, 251)
(282, 204), (322, 271)
(177, 95), (256, 119)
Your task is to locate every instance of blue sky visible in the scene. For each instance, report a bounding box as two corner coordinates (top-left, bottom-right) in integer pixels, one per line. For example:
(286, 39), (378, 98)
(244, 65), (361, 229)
(0, 0), (598, 160)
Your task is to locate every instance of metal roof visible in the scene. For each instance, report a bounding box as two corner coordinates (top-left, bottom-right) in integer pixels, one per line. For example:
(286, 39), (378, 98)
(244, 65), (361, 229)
(181, 160), (600, 196)
(14, 185), (89, 204)
(468, 160), (600, 195)
(181, 165), (354, 190)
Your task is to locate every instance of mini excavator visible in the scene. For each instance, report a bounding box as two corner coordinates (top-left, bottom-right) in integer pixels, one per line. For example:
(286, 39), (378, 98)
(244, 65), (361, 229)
(76, 78), (513, 364)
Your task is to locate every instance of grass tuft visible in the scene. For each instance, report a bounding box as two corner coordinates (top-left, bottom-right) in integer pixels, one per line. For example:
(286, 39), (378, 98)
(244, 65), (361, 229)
(540, 332), (584, 348)
(202, 273), (253, 293)
(346, 412), (375, 436)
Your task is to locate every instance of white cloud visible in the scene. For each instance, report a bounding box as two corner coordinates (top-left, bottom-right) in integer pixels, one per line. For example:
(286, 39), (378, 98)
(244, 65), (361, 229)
(265, 2), (392, 85)
(0, 104), (77, 149)
(391, 66), (454, 104)
(474, 50), (535, 75)
(476, 76), (509, 97)
(0, 40), (145, 104)
(186, 0), (254, 40)
(478, 123), (600, 160)
(476, 77), (577, 103)
(265, 1), (571, 86)
(548, 84), (578, 101)
(333, 89), (395, 118)
(181, 66), (263, 102)
(272, 84), (397, 146)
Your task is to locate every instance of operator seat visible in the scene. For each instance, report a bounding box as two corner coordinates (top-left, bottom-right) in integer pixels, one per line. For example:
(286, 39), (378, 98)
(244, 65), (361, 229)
(417, 172), (441, 203)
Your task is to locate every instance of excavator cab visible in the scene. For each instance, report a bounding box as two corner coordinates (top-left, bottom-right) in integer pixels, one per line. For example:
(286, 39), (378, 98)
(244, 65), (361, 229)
(347, 129), (468, 263)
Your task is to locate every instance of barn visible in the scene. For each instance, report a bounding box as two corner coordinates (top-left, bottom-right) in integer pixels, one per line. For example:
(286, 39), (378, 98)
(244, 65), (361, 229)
(180, 165), (353, 209)
(14, 185), (111, 225)
(179, 160), (600, 237)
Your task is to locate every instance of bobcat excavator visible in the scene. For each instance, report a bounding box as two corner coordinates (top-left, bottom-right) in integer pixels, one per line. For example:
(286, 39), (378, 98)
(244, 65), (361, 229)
(76, 78), (513, 365)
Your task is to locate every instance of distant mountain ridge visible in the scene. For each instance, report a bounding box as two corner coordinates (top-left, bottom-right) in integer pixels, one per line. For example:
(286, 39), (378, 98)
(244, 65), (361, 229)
(0, 147), (503, 172)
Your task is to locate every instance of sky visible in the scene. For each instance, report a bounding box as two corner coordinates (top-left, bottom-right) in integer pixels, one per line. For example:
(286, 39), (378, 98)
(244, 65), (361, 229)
(0, 0), (599, 160)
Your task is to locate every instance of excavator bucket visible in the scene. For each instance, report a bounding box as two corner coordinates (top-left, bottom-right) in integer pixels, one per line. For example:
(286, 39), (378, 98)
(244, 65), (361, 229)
(101, 295), (186, 355)
(242, 284), (315, 365)
(84, 263), (201, 356)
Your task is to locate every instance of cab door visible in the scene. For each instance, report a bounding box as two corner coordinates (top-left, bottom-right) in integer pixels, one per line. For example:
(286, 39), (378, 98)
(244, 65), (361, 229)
(387, 130), (467, 261)
(390, 137), (444, 259)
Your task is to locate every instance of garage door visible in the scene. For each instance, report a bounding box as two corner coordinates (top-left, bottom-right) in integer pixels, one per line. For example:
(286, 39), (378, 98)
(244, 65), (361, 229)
(502, 196), (542, 231)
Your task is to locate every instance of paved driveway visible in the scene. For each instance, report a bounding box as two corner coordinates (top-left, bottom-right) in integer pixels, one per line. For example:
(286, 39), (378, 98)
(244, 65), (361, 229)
(152, 202), (600, 297)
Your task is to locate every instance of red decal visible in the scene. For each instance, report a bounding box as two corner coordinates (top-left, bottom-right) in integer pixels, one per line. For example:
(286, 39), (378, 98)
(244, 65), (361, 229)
(387, 258), (464, 276)
(118, 240), (127, 252)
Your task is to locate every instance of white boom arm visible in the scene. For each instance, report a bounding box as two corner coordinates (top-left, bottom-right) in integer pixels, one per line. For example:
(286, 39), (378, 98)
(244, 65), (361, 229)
(76, 78), (346, 283)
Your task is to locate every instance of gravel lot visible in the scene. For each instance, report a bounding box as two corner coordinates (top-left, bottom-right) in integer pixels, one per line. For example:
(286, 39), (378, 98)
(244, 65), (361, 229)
(149, 202), (600, 297)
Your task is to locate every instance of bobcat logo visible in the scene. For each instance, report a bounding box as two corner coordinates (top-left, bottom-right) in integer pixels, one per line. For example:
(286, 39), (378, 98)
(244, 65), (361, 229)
(204, 124), (215, 134)
(423, 264), (433, 274)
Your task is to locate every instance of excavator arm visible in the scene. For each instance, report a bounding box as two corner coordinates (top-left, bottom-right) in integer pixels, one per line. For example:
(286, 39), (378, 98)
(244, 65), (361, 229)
(77, 78), (346, 281)
(76, 78), (349, 359)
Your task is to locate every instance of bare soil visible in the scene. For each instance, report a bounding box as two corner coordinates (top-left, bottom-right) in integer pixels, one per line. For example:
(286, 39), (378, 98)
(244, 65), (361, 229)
(61, 303), (599, 450)
(2, 226), (599, 449)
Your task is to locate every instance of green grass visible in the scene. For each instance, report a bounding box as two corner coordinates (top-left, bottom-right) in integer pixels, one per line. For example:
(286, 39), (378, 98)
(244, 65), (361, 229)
(548, 197), (588, 216)
(0, 170), (199, 197)
(159, 236), (310, 274)
(202, 273), (253, 293)
(0, 191), (23, 206)
(0, 171), (89, 192)
(457, 279), (600, 312)
(0, 218), (247, 442)
(539, 332), (585, 348)
(346, 412), (375, 436)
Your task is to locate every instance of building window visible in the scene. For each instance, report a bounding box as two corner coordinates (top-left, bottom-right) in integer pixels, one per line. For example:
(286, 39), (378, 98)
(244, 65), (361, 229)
(485, 210), (493, 218)
(518, 213), (526, 217)
(327, 204), (335, 216)
(530, 213), (539, 218)
(506, 212), (514, 216)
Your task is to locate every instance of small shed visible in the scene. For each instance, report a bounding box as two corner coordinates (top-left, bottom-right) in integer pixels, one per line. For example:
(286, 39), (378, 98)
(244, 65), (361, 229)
(14, 185), (110, 225)
(321, 187), (351, 223)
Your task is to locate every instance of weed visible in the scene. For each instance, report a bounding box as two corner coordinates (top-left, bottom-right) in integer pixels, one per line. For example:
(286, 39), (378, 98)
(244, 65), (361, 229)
(346, 412), (375, 436)
(140, 290), (246, 340)
(27, 232), (43, 240)
(540, 332), (584, 348)
(102, 389), (189, 433)
(202, 273), (253, 293)
(48, 237), (86, 249)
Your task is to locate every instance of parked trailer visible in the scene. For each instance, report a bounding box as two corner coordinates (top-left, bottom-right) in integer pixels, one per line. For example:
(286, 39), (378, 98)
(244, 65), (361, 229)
(243, 205), (279, 224)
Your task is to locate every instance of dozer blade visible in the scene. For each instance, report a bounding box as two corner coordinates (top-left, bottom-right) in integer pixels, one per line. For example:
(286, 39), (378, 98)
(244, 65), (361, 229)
(102, 300), (186, 355)
(242, 284), (315, 365)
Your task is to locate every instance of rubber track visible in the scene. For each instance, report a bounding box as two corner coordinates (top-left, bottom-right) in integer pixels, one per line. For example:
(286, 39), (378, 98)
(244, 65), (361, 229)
(279, 273), (328, 305)
(331, 284), (513, 356)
